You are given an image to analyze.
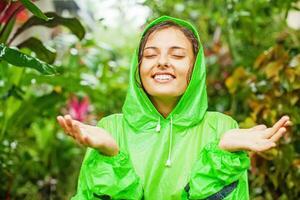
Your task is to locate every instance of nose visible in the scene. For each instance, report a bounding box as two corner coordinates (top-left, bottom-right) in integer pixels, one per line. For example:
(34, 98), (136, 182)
(157, 54), (170, 68)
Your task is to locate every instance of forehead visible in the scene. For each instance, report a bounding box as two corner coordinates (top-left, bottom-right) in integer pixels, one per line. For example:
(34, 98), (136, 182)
(145, 27), (192, 49)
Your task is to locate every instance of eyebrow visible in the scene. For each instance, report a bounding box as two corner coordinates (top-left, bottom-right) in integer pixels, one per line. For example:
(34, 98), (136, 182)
(144, 46), (186, 50)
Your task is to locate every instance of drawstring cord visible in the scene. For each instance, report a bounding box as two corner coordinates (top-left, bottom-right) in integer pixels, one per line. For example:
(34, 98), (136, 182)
(156, 117), (161, 132)
(165, 115), (173, 167)
(155, 116), (173, 167)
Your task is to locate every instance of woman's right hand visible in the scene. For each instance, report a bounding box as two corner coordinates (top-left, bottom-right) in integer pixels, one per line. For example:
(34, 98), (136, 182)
(56, 115), (119, 156)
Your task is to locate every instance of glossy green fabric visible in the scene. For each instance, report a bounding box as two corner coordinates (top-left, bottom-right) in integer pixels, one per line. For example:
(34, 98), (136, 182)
(72, 16), (250, 200)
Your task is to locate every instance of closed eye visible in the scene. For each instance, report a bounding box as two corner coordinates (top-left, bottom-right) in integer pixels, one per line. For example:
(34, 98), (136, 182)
(144, 55), (157, 58)
(172, 55), (185, 59)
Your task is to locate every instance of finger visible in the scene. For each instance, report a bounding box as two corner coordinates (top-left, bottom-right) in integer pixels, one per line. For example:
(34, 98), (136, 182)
(264, 116), (289, 138)
(72, 123), (85, 144)
(57, 116), (65, 127)
(57, 116), (65, 128)
(251, 124), (267, 131)
(270, 127), (287, 142)
(284, 120), (292, 127)
(64, 115), (76, 136)
(57, 116), (70, 135)
(64, 115), (73, 128)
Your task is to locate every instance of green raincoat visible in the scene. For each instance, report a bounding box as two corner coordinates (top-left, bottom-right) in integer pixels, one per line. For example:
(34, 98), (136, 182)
(72, 16), (250, 200)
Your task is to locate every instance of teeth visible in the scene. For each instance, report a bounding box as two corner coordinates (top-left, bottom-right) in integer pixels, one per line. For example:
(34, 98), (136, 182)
(154, 74), (173, 80)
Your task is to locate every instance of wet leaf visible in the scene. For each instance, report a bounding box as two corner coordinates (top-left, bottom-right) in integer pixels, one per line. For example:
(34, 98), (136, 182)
(0, 43), (57, 75)
(17, 37), (56, 64)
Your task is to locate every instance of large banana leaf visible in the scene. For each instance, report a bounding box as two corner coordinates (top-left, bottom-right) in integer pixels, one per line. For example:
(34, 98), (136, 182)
(10, 12), (85, 43)
(0, 43), (57, 75)
(17, 37), (57, 64)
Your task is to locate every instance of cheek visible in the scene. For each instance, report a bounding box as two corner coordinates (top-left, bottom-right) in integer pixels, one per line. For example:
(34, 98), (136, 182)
(139, 57), (159, 78)
(139, 61), (152, 85)
(172, 59), (192, 79)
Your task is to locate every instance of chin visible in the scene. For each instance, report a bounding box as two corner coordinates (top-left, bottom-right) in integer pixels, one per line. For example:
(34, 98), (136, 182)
(142, 81), (186, 98)
(148, 89), (183, 99)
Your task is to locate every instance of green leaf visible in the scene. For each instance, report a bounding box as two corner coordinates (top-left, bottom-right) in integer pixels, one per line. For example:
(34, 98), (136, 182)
(17, 37), (56, 64)
(10, 12), (85, 43)
(0, 16), (16, 44)
(0, 43), (57, 75)
(19, 0), (51, 21)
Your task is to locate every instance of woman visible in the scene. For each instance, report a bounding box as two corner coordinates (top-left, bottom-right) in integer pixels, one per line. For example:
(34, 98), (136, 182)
(57, 16), (290, 200)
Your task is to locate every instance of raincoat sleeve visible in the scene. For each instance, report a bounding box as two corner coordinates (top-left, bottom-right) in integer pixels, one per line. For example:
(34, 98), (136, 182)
(186, 116), (250, 200)
(71, 116), (143, 200)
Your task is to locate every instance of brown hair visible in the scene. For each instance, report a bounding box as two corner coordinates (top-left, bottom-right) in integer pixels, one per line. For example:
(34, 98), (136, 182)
(136, 20), (199, 87)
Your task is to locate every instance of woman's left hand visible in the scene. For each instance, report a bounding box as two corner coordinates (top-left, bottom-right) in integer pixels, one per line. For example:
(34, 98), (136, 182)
(219, 116), (292, 152)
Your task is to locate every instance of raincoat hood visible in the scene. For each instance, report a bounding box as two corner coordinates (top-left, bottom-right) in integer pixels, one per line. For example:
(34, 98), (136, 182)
(122, 16), (208, 131)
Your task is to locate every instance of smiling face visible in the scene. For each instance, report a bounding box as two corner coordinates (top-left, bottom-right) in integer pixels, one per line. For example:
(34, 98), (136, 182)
(139, 27), (196, 101)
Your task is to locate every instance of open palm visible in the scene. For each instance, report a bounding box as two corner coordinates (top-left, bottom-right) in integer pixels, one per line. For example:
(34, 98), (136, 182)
(57, 115), (119, 156)
(219, 116), (291, 152)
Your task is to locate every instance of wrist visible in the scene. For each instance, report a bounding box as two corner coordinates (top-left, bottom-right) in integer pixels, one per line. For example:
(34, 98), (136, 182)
(97, 140), (119, 156)
(218, 134), (248, 152)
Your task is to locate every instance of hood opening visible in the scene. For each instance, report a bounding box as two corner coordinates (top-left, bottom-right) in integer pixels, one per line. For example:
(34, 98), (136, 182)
(122, 15), (208, 131)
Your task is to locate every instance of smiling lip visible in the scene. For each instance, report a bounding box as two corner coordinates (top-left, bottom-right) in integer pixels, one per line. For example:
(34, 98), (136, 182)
(151, 72), (176, 83)
(151, 72), (176, 78)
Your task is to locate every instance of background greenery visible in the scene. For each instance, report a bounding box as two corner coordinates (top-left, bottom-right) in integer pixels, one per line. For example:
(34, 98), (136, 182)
(0, 0), (299, 199)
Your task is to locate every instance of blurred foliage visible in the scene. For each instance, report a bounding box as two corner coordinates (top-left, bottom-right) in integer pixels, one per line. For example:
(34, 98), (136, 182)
(0, 0), (127, 199)
(225, 43), (300, 199)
